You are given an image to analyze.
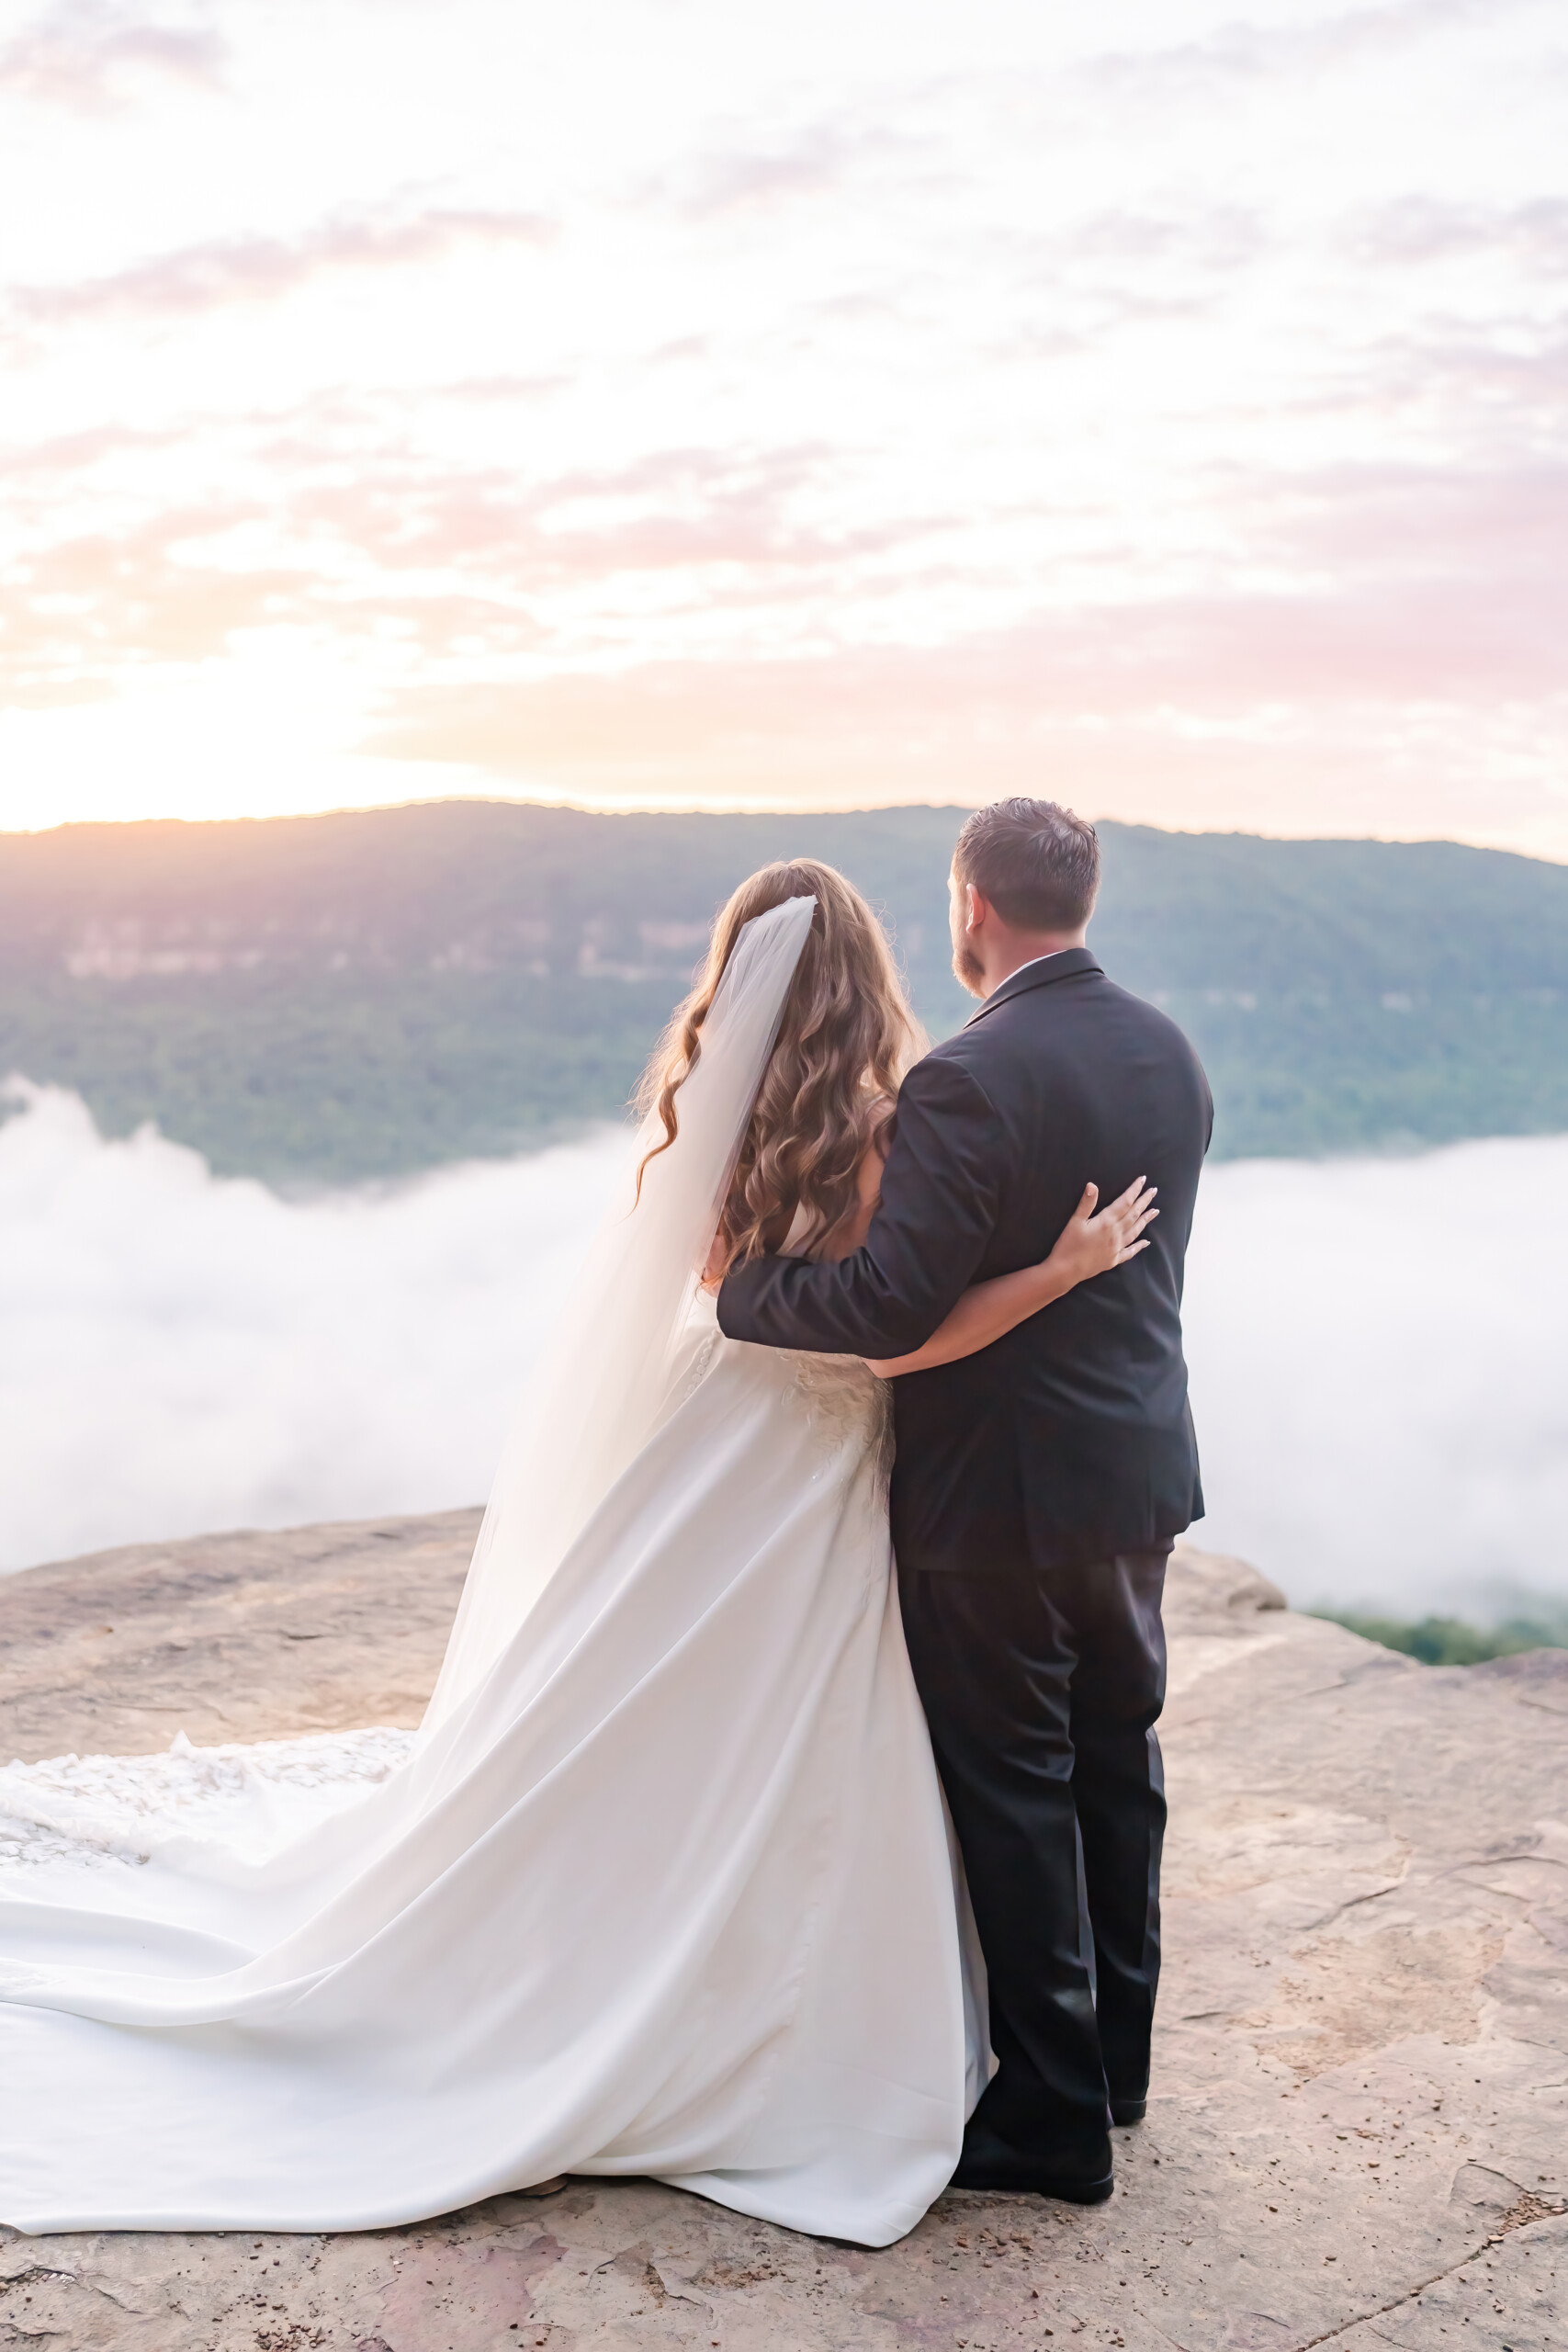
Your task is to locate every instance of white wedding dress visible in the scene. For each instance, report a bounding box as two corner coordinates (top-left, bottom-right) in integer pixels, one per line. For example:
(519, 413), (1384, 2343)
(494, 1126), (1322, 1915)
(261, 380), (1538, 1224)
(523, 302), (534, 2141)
(0, 899), (987, 2248)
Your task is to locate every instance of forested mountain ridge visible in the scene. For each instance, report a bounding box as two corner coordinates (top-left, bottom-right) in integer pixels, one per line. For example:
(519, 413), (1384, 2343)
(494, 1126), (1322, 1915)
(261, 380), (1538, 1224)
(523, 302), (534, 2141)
(2, 801), (1563, 1183)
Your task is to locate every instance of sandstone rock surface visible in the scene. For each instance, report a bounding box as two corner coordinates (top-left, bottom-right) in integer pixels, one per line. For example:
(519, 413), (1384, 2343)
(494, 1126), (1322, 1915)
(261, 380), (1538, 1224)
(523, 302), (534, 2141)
(0, 1510), (480, 1760)
(2, 1520), (1564, 2351)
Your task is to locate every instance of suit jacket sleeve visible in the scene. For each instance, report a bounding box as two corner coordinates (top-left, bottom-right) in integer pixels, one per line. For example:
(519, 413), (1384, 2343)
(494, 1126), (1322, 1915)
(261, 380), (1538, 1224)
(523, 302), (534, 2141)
(716, 1054), (1006, 1358)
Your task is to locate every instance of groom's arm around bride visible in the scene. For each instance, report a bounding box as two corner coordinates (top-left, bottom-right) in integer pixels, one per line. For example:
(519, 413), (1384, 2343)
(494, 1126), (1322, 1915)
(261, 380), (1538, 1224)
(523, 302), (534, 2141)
(718, 797), (1213, 2203)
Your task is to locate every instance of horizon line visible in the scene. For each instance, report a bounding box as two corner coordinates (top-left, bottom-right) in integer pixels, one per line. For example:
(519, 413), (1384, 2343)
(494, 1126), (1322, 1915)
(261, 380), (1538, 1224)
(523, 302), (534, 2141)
(3, 792), (1565, 867)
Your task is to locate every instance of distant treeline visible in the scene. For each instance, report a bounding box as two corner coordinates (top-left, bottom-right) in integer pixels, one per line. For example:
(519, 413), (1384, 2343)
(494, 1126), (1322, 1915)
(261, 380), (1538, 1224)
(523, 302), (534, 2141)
(2, 801), (1565, 1185)
(1317, 1607), (1568, 1666)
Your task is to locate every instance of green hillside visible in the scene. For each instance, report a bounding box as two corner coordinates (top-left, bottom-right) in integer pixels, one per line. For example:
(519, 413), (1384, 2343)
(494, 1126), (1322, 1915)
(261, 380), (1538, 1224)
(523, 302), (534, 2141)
(1, 802), (1563, 1184)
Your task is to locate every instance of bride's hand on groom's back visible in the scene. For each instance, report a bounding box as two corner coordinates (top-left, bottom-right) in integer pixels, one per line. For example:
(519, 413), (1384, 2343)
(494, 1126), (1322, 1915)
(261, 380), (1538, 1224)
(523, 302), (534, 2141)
(860, 1175), (1160, 1381)
(1043, 1177), (1158, 1293)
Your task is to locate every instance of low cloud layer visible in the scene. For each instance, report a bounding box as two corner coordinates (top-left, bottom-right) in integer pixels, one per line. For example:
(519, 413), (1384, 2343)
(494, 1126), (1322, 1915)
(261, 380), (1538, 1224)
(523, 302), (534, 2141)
(2, 1086), (1564, 1620)
(1185, 1134), (1568, 1616)
(0, 1085), (631, 1572)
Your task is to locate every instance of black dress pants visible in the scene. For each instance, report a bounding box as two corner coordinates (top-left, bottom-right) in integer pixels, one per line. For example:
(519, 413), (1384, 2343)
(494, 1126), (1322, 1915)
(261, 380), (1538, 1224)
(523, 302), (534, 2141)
(897, 1546), (1168, 2165)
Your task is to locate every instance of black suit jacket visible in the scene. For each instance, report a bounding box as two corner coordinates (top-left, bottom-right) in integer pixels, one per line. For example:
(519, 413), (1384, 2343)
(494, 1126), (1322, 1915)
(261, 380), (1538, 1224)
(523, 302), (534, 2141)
(717, 948), (1213, 1573)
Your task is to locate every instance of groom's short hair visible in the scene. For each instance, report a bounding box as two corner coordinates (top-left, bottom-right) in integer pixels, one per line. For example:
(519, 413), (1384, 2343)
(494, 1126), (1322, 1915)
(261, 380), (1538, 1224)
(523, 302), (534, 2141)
(953, 798), (1100, 932)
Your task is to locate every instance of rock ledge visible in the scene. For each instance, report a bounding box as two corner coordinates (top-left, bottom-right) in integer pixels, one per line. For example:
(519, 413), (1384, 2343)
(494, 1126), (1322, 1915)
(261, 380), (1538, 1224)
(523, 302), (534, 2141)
(2, 1519), (1564, 2351)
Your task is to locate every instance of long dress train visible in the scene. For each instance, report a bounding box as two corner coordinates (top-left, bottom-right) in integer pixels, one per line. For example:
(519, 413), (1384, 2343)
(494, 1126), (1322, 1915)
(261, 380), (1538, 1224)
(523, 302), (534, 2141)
(0, 898), (987, 2248)
(0, 1299), (986, 2245)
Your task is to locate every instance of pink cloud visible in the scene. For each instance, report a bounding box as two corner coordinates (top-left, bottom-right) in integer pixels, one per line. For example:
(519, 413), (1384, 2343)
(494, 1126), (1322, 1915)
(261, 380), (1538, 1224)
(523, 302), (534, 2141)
(1346, 198), (1568, 272)
(1053, 208), (1268, 274)
(1, 493), (318, 699)
(1074, 0), (1522, 107)
(359, 535), (1568, 794)
(10, 206), (558, 326)
(263, 437), (939, 596)
(0, 1), (225, 112)
(673, 123), (884, 220)
(9, 395), (1564, 712)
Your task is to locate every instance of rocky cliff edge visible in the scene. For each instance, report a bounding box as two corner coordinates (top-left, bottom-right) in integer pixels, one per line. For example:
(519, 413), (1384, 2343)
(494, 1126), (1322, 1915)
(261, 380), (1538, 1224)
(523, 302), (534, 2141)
(2, 1519), (1564, 2351)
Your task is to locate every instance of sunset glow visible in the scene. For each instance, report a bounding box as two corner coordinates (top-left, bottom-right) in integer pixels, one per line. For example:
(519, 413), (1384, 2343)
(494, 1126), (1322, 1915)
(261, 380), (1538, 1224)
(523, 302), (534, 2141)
(3, 0), (1565, 850)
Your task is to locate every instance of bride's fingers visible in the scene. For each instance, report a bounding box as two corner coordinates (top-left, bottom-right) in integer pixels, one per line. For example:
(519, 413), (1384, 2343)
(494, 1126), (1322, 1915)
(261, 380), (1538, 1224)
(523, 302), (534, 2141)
(1109, 1197), (1157, 1236)
(1103, 1178), (1156, 1221)
(1112, 1193), (1159, 1230)
(1077, 1182), (1100, 1216)
(1116, 1237), (1151, 1261)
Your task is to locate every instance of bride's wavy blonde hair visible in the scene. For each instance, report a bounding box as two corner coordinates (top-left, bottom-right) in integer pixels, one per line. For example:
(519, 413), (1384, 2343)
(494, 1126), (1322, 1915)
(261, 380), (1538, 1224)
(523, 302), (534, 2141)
(635, 860), (924, 1277)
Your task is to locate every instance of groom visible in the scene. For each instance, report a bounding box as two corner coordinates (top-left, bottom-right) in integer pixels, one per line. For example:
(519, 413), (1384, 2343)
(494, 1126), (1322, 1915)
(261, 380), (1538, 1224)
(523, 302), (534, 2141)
(719, 797), (1212, 2205)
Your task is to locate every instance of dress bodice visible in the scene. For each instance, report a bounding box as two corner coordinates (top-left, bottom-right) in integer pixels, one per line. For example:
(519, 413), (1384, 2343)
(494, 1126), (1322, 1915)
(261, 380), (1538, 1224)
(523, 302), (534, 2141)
(682, 1283), (892, 1476)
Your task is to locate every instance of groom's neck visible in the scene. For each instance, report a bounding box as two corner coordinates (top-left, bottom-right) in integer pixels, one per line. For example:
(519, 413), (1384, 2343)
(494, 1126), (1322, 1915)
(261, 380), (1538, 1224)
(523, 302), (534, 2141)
(972, 924), (1089, 1000)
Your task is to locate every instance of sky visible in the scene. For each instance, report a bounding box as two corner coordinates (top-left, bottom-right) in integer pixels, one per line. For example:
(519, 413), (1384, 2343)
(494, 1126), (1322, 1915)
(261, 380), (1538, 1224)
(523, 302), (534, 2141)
(3, 1081), (1565, 1616)
(2, 0), (1566, 854)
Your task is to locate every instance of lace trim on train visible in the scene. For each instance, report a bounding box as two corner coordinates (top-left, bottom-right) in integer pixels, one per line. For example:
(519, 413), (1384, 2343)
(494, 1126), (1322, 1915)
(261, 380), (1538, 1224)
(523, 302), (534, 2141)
(0, 1726), (414, 1874)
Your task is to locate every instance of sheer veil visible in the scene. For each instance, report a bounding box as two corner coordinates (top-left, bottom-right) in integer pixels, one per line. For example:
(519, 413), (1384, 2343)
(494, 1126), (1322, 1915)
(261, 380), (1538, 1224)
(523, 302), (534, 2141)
(423, 893), (817, 1734)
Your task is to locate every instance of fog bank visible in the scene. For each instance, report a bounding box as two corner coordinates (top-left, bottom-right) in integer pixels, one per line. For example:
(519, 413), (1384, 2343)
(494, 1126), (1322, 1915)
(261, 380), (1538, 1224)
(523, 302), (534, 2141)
(0, 1084), (631, 1573)
(1184, 1133), (1568, 1615)
(2, 1086), (1563, 1617)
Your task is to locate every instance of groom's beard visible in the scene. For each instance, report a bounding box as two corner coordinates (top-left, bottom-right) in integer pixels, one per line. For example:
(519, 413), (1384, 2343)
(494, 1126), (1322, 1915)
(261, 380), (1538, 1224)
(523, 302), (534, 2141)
(952, 940), (987, 997)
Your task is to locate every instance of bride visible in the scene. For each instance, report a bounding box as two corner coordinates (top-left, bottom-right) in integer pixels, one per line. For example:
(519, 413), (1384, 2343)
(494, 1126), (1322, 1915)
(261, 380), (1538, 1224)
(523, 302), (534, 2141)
(0, 861), (1153, 2248)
